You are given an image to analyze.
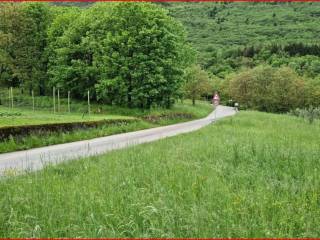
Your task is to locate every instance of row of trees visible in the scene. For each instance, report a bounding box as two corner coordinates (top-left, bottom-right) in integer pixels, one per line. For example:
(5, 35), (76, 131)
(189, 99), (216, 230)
(225, 43), (320, 59)
(216, 65), (320, 113)
(205, 45), (320, 80)
(0, 3), (194, 109)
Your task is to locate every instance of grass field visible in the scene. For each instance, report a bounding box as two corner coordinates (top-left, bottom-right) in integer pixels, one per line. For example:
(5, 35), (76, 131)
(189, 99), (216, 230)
(0, 111), (319, 237)
(0, 106), (129, 128)
(0, 100), (212, 127)
(0, 101), (212, 153)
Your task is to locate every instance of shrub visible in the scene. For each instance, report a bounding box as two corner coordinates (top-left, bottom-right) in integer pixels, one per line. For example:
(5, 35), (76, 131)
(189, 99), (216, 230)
(228, 65), (306, 112)
(289, 106), (320, 124)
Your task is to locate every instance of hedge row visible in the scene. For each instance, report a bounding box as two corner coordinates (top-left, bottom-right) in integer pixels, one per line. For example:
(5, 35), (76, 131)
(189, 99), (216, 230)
(0, 118), (138, 140)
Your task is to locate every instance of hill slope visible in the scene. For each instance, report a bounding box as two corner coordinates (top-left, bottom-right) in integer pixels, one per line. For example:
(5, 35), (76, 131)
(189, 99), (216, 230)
(165, 2), (320, 62)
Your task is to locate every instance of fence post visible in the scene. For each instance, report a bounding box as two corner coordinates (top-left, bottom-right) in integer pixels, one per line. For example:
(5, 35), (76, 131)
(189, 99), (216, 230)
(8, 88), (11, 108)
(57, 89), (60, 113)
(32, 90), (35, 111)
(53, 87), (56, 114)
(10, 87), (13, 109)
(68, 91), (71, 113)
(87, 90), (90, 116)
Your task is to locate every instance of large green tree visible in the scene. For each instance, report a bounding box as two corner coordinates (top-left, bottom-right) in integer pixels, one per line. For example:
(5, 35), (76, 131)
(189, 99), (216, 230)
(0, 3), (51, 94)
(184, 65), (212, 106)
(22, 3), (51, 95)
(47, 6), (91, 99)
(48, 3), (193, 106)
(95, 3), (193, 108)
(0, 3), (25, 88)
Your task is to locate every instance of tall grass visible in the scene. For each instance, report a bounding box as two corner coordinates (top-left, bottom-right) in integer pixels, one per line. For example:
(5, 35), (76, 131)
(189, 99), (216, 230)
(0, 120), (154, 154)
(1, 111), (319, 237)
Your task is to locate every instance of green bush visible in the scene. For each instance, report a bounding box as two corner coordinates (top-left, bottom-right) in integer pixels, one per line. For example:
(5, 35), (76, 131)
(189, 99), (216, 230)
(228, 65), (306, 112)
(289, 106), (320, 124)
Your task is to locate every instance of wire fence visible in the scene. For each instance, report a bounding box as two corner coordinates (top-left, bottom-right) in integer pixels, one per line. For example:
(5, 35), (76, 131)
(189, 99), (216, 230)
(0, 88), (92, 115)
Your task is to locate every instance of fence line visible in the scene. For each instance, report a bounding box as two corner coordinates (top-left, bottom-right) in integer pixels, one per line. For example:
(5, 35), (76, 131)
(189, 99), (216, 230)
(0, 88), (93, 116)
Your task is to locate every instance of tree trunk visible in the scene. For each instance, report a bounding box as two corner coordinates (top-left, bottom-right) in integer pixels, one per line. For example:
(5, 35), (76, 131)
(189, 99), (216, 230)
(39, 79), (45, 96)
(127, 76), (132, 108)
(192, 97), (195, 106)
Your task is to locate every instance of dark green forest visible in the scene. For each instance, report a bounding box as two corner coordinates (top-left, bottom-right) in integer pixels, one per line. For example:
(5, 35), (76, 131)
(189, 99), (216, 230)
(166, 2), (320, 76)
(1, 2), (320, 111)
(165, 2), (320, 110)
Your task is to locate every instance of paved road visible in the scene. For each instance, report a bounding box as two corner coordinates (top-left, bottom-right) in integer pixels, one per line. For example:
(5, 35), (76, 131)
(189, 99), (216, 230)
(0, 105), (236, 175)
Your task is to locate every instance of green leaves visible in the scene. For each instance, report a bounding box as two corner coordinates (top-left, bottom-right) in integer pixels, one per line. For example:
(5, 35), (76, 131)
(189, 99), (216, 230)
(229, 66), (306, 112)
(94, 3), (192, 108)
(47, 2), (193, 108)
(184, 65), (212, 106)
(0, 3), (51, 94)
(1, 3), (193, 108)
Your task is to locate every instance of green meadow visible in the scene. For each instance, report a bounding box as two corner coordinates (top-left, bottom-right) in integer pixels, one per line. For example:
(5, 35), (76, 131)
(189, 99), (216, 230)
(0, 106), (129, 128)
(0, 111), (319, 238)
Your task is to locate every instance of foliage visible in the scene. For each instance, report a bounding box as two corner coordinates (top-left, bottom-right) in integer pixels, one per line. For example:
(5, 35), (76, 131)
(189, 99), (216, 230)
(0, 3), (25, 88)
(184, 65), (212, 105)
(47, 6), (101, 99)
(228, 66), (305, 112)
(166, 2), (320, 78)
(46, 3), (193, 108)
(0, 2), (193, 109)
(289, 106), (320, 124)
(1, 2), (320, 110)
(95, 3), (193, 108)
(0, 3), (51, 94)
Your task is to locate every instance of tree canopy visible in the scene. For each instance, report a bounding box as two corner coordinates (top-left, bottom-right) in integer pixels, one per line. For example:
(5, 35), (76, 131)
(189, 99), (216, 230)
(45, 2), (193, 108)
(184, 65), (211, 106)
(95, 3), (193, 108)
(228, 66), (306, 112)
(0, 3), (51, 94)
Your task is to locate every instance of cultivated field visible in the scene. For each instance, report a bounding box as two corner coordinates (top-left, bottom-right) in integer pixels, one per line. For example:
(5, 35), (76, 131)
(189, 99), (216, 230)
(0, 111), (319, 238)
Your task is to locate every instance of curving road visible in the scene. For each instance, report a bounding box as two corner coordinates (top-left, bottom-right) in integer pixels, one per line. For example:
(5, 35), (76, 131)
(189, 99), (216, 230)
(0, 105), (236, 175)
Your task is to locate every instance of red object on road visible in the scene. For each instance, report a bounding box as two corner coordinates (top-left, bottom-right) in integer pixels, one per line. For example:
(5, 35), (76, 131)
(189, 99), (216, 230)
(212, 92), (220, 106)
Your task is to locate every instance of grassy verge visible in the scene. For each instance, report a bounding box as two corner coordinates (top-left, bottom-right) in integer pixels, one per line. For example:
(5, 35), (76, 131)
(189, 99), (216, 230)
(0, 106), (129, 128)
(0, 111), (319, 237)
(0, 120), (154, 153)
(0, 101), (212, 153)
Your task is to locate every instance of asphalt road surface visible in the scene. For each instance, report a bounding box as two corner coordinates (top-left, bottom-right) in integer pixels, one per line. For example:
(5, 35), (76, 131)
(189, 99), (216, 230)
(0, 105), (236, 176)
